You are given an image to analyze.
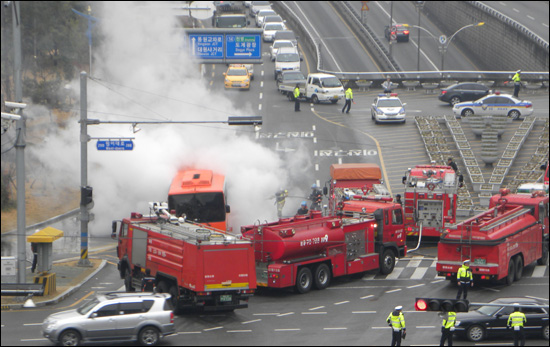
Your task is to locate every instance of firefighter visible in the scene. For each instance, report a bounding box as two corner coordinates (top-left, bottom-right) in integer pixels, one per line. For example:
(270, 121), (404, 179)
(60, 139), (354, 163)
(386, 305), (406, 346)
(507, 305), (526, 346)
(309, 184), (323, 211)
(275, 188), (288, 218)
(456, 259), (473, 300)
(141, 269), (156, 292)
(440, 311), (456, 346)
(297, 201), (309, 215)
(394, 194), (403, 206)
(447, 157), (458, 173)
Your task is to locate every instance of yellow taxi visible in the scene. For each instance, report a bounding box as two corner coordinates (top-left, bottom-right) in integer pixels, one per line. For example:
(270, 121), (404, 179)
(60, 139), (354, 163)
(223, 65), (251, 90)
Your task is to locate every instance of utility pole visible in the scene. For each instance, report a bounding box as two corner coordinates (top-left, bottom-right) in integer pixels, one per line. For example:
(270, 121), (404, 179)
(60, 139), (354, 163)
(9, 0), (28, 284)
(78, 72), (92, 267)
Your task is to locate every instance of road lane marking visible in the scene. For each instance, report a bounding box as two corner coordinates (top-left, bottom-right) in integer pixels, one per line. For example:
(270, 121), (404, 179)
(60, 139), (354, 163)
(275, 328), (301, 332)
(324, 327), (347, 330)
(385, 288), (402, 294)
(406, 259), (421, 267)
(385, 267), (404, 280)
(361, 295), (374, 299)
(204, 326), (223, 331)
(242, 319), (261, 324)
(259, 92), (263, 99)
(260, 81), (264, 88)
(411, 267), (428, 280)
(23, 323), (43, 326)
(372, 327), (391, 329)
(258, 104), (262, 111)
(302, 312), (327, 315)
(277, 312), (294, 317)
(309, 306), (325, 310)
(531, 265), (546, 277)
(407, 283), (425, 289)
(177, 331), (201, 335)
(352, 311), (376, 314)
(334, 301), (350, 305)
(254, 313), (280, 316)
(227, 330), (252, 333)
(417, 326), (436, 329)
(431, 279), (445, 284)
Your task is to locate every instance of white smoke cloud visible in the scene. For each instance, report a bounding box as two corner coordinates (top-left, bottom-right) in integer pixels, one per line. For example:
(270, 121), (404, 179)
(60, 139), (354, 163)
(28, 1), (312, 240)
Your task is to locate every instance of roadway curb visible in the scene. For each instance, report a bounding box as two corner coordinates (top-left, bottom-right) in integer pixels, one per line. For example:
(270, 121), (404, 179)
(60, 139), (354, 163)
(1, 259), (107, 311)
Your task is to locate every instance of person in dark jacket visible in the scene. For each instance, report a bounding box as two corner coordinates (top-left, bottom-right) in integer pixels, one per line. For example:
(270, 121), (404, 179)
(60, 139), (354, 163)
(447, 157), (458, 173)
(297, 201), (309, 215)
(141, 269), (156, 292)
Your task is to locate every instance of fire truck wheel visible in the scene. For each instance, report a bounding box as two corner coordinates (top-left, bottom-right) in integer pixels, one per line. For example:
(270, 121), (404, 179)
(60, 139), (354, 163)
(156, 281), (169, 294)
(504, 257), (515, 285)
(537, 243), (548, 265)
(379, 249), (395, 275)
(124, 269), (135, 292)
(313, 263), (331, 290)
(466, 324), (485, 342)
(296, 267), (313, 294)
(514, 255), (523, 281)
(138, 326), (160, 346)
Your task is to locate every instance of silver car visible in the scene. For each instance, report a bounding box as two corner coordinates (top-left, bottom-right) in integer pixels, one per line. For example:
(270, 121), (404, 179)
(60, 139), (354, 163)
(42, 292), (175, 346)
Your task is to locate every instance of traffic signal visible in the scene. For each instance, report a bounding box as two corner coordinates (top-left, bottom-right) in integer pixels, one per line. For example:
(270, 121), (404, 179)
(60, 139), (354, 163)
(81, 186), (93, 206)
(415, 298), (469, 312)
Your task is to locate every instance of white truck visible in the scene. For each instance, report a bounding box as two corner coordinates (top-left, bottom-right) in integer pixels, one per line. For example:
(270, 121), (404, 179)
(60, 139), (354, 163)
(280, 73), (345, 104)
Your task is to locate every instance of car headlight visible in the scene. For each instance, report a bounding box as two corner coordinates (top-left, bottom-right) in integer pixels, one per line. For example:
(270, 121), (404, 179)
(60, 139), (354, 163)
(225, 78), (230, 83)
(244, 79), (250, 83)
(44, 319), (58, 331)
(376, 109), (385, 115)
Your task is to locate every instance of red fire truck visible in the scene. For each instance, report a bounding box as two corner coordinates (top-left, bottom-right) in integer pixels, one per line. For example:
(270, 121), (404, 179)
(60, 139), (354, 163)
(168, 169), (231, 231)
(240, 210), (406, 294)
(436, 189), (549, 284)
(402, 164), (462, 237)
(113, 202), (255, 311)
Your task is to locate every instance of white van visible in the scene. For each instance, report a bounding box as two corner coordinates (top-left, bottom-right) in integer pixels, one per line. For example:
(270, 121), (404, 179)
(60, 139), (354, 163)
(274, 47), (301, 80)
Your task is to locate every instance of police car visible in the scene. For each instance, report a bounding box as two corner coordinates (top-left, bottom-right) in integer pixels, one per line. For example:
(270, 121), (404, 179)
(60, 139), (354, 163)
(452, 92), (533, 119)
(371, 93), (407, 124)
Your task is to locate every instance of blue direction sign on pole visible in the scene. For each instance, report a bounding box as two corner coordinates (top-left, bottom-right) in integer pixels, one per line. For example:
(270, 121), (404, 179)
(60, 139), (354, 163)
(226, 34), (261, 60)
(97, 140), (134, 151)
(189, 34), (224, 59)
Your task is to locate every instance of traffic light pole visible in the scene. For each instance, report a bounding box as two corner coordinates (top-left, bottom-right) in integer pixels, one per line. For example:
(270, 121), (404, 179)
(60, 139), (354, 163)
(78, 71), (92, 267)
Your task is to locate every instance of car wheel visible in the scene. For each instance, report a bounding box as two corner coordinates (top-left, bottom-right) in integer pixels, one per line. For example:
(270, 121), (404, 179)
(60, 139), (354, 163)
(311, 95), (319, 104)
(139, 326), (160, 346)
(379, 248), (395, 275)
(450, 96), (461, 105)
(461, 109), (474, 117)
(60, 329), (81, 346)
(331, 99), (338, 104)
(466, 325), (485, 342)
(514, 255), (523, 281)
(296, 267), (313, 294)
(313, 263), (331, 290)
(543, 324), (549, 340)
(505, 257), (515, 285)
(508, 110), (520, 120)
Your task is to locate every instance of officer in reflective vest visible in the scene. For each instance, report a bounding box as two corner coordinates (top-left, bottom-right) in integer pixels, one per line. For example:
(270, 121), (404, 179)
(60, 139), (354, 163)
(342, 85), (353, 114)
(440, 311), (456, 346)
(386, 305), (406, 346)
(456, 259), (473, 299)
(294, 84), (301, 112)
(512, 70), (521, 98)
(507, 305), (526, 346)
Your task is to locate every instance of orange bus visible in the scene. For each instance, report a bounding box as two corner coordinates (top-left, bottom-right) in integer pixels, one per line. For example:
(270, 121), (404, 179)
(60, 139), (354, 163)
(168, 169), (230, 231)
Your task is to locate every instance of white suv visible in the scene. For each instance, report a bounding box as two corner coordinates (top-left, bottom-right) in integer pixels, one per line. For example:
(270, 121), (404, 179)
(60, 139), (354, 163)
(274, 46), (301, 79)
(42, 292), (175, 346)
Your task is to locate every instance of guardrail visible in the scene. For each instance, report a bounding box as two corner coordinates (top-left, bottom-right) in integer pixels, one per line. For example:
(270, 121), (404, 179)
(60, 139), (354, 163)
(1, 283), (45, 297)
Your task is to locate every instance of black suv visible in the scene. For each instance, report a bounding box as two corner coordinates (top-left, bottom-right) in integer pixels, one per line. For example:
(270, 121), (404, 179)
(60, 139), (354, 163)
(439, 82), (489, 105)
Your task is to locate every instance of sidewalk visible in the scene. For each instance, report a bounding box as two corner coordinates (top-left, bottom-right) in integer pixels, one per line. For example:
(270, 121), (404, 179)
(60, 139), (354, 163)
(1, 258), (106, 310)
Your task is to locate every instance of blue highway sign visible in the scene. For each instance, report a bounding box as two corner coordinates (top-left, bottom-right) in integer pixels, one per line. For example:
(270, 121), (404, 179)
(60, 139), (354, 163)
(189, 34), (224, 59)
(226, 34), (261, 60)
(97, 140), (134, 151)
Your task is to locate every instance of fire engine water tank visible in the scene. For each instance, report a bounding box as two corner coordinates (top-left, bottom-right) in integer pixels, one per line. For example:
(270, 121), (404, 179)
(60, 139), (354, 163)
(254, 221), (346, 262)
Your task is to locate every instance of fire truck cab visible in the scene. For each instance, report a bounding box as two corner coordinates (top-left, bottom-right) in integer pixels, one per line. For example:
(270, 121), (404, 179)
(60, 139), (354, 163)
(402, 164), (462, 237)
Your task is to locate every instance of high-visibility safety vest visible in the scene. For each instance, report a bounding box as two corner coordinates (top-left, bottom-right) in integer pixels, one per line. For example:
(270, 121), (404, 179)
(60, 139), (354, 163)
(512, 72), (521, 83)
(345, 88), (353, 100)
(457, 265), (473, 281)
(386, 311), (405, 330)
(442, 311), (456, 329)
(294, 87), (300, 99)
(507, 311), (526, 327)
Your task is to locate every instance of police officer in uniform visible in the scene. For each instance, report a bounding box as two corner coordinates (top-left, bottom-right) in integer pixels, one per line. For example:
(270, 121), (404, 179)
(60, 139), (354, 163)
(294, 84), (301, 112)
(141, 269), (156, 292)
(386, 305), (406, 346)
(456, 259), (473, 299)
(512, 70), (521, 98)
(507, 305), (526, 346)
(440, 311), (456, 346)
(342, 85), (353, 113)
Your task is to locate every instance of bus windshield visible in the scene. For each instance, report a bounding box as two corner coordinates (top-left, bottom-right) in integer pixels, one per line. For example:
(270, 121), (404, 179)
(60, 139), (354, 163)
(168, 193), (226, 223)
(215, 16), (247, 28)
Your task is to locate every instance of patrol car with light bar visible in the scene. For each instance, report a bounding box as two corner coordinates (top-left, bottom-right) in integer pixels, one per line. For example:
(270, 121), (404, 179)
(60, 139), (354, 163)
(371, 93), (407, 124)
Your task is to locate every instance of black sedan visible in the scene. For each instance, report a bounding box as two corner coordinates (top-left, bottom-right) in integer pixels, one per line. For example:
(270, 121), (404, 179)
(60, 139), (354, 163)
(454, 297), (549, 342)
(438, 82), (489, 105)
(384, 24), (409, 42)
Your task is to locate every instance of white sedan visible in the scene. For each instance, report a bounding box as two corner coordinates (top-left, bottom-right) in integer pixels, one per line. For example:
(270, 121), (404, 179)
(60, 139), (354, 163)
(371, 93), (406, 124)
(270, 40), (296, 61)
(452, 93), (533, 119)
(262, 22), (285, 42)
